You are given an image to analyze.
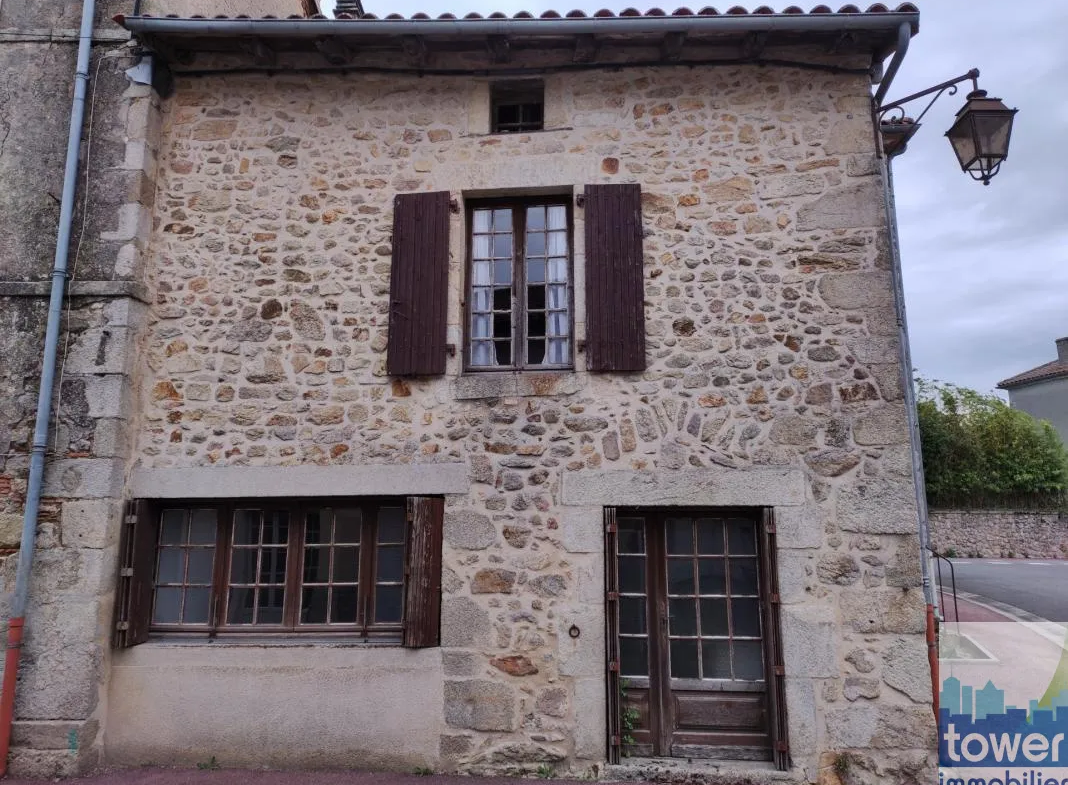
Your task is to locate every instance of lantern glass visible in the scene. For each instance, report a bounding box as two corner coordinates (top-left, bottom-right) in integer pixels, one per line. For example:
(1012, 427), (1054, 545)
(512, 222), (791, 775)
(945, 92), (1017, 183)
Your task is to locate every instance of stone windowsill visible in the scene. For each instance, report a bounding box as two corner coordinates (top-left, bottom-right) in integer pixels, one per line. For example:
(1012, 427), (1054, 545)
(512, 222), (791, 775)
(452, 371), (585, 400)
(141, 636), (403, 648)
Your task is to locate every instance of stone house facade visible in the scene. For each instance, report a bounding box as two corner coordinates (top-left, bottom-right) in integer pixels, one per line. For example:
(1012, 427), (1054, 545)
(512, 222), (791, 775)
(997, 337), (1068, 447)
(0, 1), (936, 782)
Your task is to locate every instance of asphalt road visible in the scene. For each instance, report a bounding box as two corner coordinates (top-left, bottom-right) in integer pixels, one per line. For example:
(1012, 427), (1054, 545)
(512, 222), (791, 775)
(942, 559), (1068, 622)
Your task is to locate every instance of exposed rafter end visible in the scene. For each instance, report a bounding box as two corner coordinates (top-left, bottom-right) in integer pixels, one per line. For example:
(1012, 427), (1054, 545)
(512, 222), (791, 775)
(741, 31), (768, 59)
(487, 35), (511, 64)
(827, 30), (859, 54)
(238, 37), (277, 67)
(401, 35), (428, 66)
(572, 34), (600, 64)
(661, 31), (686, 62)
(315, 36), (355, 66)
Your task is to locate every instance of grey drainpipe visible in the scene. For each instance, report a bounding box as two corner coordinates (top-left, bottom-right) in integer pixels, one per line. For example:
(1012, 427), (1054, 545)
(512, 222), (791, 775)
(873, 21), (911, 106)
(0, 0), (96, 773)
(116, 12), (919, 40)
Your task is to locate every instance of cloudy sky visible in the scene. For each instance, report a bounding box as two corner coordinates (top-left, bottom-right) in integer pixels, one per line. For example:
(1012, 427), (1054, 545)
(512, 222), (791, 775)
(321, 0), (1066, 394)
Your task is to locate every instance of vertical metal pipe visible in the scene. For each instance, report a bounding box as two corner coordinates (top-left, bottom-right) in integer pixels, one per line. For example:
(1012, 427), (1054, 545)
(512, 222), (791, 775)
(0, 0), (97, 773)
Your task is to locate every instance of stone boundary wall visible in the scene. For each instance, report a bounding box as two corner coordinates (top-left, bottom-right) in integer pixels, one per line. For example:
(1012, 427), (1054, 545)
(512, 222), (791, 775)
(929, 509), (1068, 559)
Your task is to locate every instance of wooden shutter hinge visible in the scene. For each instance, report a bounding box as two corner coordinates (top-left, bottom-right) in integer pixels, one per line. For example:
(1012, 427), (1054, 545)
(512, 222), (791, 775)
(610, 734), (621, 745)
(773, 665), (785, 676)
(575, 193), (586, 208)
(608, 660), (619, 672)
(120, 567), (134, 577)
(606, 591), (619, 601)
(605, 521), (617, 533)
(124, 514), (138, 524)
(775, 741), (789, 753)
(769, 593), (781, 604)
(115, 621), (129, 631)
(765, 521), (776, 534)
(445, 343), (456, 357)
(449, 197), (460, 214)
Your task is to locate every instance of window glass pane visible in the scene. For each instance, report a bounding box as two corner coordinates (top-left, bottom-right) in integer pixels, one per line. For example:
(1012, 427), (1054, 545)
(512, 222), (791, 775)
(670, 639), (699, 679)
(698, 558), (726, 595)
(528, 311), (546, 338)
(377, 546), (403, 583)
(472, 287), (492, 311)
(305, 509), (326, 545)
(732, 598), (762, 638)
(183, 587), (210, 624)
(187, 549), (214, 584)
(617, 520), (645, 554)
(257, 587), (284, 624)
(493, 313), (511, 339)
(233, 509), (260, 545)
(526, 231), (545, 257)
(494, 341), (511, 366)
(620, 637), (648, 677)
(548, 312), (568, 337)
(700, 597), (729, 636)
(619, 596), (646, 635)
(727, 519), (757, 554)
(492, 209), (511, 230)
(493, 259), (511, 284)
(729, 558), (759, 596)
(548, 257), (568, 282)
(157, 548), (183, 583)
(547, 339), (569, 365)
(527, 206), (545, 231)
(334, 508), (362, 544)
(160, 509), (186, 545)
(227, 587), (255, 624)
(527, 259), (545, 284)
(472, 314), (491, 338)
(153, 587), (181, 624)
(527, 339), (545, 365)
(472, 260), (491, 286)
(528, 284), (545, 309)
(332, 586), (359, 624)
(263, 511), (289, 545)
(259, 548), (287, 584)
(378, 509), (405, 543)
(618, 555), (645, 594)
(547, 205), (566, 230)
(471, 341), (493, 366)
(669, 597), (697, 636)
(547, 230), (567, 257)
(666, 519), (694, 555)
(667, 558), (694, 595)
(547, 284), (567, 309)
(702, 639), (732, 678)
(302, 587), (328, 624)
(230, 548), (257, 584)
(732, 640), (765, 681)
(333, 546), (360, 582)
(189, 509), (216, 544)
(493, 235), (512, 261)
(493, 287), (511, 311)
(473, 233), (491, 260)
(375, 585), (403, 623)
(303, 546), (330, 583)
(473, 209), (491, 233)
(697, 520), (725, 554)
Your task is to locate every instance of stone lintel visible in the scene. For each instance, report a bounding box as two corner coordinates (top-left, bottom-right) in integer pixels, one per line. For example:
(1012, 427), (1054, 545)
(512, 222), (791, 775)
(0, 280), (151, 303)
(560, 468), (805, 507)
(130, 463), (470, 499)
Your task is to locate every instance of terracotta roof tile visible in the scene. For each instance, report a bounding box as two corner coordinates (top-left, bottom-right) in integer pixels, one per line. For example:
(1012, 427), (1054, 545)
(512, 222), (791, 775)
(998, 360), (1068, 390)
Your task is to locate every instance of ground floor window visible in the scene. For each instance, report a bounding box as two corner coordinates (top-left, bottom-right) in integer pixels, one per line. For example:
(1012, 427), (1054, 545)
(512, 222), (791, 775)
(605, 508), (789, 768)
(113, 497), (443, 648)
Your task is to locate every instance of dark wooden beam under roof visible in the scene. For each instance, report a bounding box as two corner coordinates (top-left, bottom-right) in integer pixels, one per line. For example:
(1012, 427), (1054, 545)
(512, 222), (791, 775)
(741, 30), (768, 58)
(401, 35), (428, 66)
(237, 37), (277, 66)
(661, 31), (686, 61)
(486, 34), (511, 64)
(314, 36), (355, 65)
(572, 33), (599, 63)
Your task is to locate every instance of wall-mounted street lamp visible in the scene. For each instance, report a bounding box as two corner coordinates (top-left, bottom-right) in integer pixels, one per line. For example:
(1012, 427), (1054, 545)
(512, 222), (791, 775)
(878, 68), (1018, 184)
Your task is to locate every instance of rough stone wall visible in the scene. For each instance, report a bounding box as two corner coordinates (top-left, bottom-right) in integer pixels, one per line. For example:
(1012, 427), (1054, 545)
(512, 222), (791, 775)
(121, 64), (935, 783)
(930, 509), (1068, 559)
(0, 0), (161, 775)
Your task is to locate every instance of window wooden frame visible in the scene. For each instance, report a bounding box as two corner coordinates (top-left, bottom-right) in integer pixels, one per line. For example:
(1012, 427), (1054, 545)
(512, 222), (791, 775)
(463, 196), (575, 373)
(145, 497), (412, 641)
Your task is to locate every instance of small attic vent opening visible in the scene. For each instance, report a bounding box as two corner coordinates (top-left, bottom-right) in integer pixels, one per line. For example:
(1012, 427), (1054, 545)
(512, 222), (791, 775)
(491, 80), (545, 134)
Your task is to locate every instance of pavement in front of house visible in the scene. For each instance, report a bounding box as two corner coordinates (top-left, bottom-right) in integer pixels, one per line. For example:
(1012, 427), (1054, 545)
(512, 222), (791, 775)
(5, 770), (593, 785)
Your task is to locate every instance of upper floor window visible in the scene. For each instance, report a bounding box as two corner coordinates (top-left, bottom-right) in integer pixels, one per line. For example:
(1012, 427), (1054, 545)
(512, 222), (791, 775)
(491, 80), (544, 133)
(466, 199), (573, 371)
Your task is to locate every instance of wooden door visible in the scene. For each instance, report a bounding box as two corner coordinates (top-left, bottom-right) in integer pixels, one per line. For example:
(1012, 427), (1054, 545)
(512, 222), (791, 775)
(609, 510), (785, 763)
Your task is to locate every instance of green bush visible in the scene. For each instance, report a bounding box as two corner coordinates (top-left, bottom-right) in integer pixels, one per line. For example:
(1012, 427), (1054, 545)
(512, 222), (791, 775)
(917, 378), (1068, 507)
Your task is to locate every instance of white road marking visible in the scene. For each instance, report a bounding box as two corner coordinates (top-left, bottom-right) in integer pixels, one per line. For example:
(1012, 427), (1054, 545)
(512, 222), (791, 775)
(987, 561), (1011, 565)
(1028, 562), (1052, 566)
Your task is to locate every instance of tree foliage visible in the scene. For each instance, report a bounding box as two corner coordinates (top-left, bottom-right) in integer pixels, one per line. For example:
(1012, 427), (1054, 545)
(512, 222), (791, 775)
(916, 378), (1068, 506)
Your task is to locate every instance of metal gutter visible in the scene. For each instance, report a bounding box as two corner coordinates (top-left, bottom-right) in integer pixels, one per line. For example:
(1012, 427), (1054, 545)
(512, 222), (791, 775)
(873, 21), (909, 104)
(115, 11), (919, 40)
(0, 0), (96, 774)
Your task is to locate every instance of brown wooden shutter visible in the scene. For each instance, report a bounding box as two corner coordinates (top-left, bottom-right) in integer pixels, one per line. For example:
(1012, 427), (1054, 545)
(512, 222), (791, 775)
(604, 507), (623, 764)
(113, 499), (158, 648)
(386, 191), (451, 377)
(403, 496), (444, 648)
(759, 508), (790, 771)
(584, 184), (646, 372)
